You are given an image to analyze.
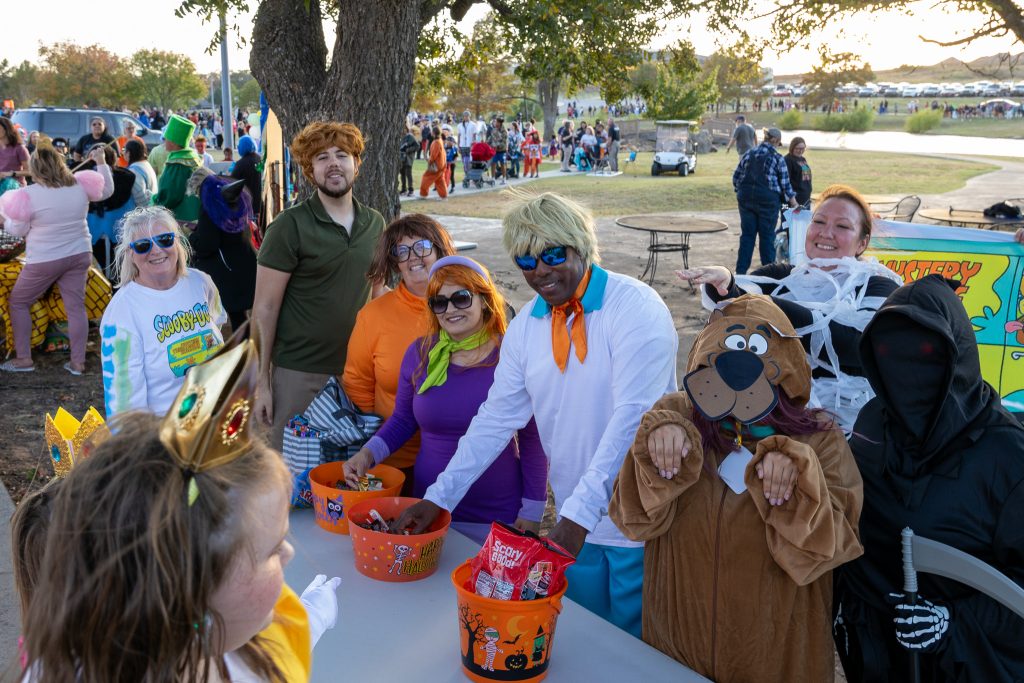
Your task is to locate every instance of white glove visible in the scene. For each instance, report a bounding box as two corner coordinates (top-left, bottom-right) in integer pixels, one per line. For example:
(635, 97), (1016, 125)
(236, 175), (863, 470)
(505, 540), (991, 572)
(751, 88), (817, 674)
(300, 575), (341, 648)
(889, 592), (950, 652)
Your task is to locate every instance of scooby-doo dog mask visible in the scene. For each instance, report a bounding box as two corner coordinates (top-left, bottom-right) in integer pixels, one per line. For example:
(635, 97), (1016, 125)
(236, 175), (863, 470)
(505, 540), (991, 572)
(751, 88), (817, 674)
(683, 295), (811, 423)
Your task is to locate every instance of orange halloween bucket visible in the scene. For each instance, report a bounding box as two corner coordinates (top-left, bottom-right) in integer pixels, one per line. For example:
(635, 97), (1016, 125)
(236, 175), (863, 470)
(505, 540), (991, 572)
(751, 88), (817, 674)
(451, 561), (566, 683)
(308, 462), (404, 535)
(347, 496), (451, 582)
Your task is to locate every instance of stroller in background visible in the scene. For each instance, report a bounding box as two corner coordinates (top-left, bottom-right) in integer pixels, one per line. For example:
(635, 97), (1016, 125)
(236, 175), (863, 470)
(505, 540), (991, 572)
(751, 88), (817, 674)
(464, 141), (497, 189)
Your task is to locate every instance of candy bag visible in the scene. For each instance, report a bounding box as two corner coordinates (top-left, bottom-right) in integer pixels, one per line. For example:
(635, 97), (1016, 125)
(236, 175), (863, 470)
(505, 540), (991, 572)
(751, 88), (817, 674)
(470, 522), (574, 601)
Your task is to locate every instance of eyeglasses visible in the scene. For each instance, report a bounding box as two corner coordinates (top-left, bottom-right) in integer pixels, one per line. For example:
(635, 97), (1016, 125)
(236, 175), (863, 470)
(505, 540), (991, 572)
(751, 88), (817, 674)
(514, 245), (569, 271)
(129, 232), (176, 255)
(391, 239), (433, 262)
(428, 289), (474, 314)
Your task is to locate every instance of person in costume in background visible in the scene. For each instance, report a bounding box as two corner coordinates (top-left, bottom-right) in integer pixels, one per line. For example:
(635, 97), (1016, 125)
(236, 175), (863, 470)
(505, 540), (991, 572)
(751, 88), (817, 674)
(100, 206), (227, 416)
(834, 275), (1024, 682)
(252, 121), (385, 452)
(83, 143), (141, 277)
(344, 256), (548, 544)
(343, 214), (456, 494)
(115, 120), (144, 169)
(395, 192), (678, 637)
(610, 294), (864, 683)
(17, 333), (340, 682)
(152, 114), (201, 229)
(679, 184), (902, 433)
(0, 145), (113, 375)
(231, 134), (263, 222)
(72, 116), (116, 164)
(122, 139), (157, 205)
(419, 125), (448, 200)
(148, 132), (170, 178)
(194, 135), (215, 169)
(187, 168), (258, 334)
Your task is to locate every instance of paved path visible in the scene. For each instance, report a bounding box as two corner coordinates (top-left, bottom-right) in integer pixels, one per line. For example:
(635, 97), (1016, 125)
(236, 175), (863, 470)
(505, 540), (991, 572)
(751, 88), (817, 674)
(0, 482), (18, 672)
(918, 155), (1024, 212)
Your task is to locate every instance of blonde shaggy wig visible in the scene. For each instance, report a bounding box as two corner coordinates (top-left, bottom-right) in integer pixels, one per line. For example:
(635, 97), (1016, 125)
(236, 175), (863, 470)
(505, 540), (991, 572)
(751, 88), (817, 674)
(501, 191), (600, 267)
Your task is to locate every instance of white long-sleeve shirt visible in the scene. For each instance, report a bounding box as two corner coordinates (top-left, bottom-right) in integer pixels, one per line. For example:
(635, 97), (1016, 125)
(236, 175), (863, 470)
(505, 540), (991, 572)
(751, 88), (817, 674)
(424, 266), (678, 547)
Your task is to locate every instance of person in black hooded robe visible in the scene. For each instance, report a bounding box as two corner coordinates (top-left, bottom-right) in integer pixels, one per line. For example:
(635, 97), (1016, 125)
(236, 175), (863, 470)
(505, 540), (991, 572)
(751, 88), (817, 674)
(834, 274), (1024, 683)
(187, 167), (257, 334)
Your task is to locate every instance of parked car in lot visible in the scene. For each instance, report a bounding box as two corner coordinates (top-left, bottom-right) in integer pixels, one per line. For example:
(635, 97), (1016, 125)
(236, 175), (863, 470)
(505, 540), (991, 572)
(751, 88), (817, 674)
(10, 107), (162, 154)
(920, 85), (941, 97)
(901, 86), (920, 97)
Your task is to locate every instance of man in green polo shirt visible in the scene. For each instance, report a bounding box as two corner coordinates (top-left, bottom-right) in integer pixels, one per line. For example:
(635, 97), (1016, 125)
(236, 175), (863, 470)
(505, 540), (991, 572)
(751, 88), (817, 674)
(253, 121), (385, 450)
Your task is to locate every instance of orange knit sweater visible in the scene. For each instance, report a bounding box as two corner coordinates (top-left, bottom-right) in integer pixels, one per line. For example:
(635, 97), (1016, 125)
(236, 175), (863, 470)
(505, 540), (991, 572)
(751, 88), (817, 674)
(343, 282), (430, 469)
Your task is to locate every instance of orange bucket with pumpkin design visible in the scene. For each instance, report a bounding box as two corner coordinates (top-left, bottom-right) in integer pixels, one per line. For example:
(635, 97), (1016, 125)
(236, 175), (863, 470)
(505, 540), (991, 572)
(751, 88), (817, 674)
(451, 561), (566, 683)
(347, 496), (451, 582)
(308, 462), (404, 535)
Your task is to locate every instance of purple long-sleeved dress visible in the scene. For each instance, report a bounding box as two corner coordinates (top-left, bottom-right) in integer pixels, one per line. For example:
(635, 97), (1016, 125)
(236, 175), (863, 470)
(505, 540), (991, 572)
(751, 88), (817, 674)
(364, 338), (548, 536)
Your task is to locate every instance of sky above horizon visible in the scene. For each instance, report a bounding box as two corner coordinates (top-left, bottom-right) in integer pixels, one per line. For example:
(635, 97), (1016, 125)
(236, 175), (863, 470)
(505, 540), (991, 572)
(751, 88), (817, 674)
(3, 0), (1020, 81)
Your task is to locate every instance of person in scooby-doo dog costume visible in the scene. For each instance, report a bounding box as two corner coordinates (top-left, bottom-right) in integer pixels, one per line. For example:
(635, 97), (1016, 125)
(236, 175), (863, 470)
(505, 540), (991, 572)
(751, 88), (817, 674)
(610, 294), (864, 683)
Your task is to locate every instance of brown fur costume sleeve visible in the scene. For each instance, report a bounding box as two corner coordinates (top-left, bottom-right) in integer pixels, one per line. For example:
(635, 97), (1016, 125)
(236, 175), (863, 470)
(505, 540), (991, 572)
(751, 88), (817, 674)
(609, 392), (705, 542)
(743, 431), (864, 585)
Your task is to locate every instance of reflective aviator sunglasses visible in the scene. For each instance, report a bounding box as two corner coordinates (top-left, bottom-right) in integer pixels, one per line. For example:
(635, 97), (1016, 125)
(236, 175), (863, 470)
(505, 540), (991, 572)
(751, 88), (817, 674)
(129, 232), (176, 255)
(514, 245), (568, 271)
(428, 289), (474, 314)
(391, 239), (433, 262)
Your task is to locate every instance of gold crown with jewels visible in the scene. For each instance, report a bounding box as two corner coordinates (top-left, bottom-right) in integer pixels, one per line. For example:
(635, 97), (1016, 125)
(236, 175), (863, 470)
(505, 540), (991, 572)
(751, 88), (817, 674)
(44, 406), (109, 477)
(159, 326), (260, 474)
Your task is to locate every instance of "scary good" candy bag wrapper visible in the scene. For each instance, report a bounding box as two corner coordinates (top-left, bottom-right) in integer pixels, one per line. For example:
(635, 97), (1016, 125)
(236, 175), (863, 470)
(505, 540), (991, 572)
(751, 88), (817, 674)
(469, 522), (574, 601)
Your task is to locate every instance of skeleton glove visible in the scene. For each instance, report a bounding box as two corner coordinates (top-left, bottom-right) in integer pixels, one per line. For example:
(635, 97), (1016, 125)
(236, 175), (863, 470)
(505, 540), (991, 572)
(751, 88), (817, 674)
(888, 592), (951, 652)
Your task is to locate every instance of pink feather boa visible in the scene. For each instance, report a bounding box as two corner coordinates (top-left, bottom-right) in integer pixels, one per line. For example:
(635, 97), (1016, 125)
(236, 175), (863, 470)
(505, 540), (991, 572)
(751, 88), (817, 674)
(0, 187), (32, 222)
(75, 169), (106, 202)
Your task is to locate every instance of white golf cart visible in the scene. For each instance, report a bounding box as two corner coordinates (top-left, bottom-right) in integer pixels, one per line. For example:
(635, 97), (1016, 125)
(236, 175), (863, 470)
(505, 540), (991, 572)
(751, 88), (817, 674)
(651, 120), (697, 177)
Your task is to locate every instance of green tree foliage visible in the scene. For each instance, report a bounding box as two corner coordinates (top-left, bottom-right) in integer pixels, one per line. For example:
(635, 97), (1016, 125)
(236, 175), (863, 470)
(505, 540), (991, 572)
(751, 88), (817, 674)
(905, 108), (943, 134)
(802, 49), (874, 110)
(234, 78), (262, 109)
(702, 43), (764, 112)
(0, 59), (40, 105)
(639, 42), (719, 121)
(129, 49), (206, 112)
(37, 43), (134, 108)
(814, 106), (875, 131)
(777, 108), (804, 130)
(432, 16), (522, 118)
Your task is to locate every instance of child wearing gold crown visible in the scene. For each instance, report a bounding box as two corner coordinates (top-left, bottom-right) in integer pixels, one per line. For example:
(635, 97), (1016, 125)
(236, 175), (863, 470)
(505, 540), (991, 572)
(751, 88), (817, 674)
(15, 332), (340, 681)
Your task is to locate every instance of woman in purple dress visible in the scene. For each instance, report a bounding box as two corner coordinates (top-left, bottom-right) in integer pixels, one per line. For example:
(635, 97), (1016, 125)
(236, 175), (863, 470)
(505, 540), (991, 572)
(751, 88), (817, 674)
(344, 255), (547, 542)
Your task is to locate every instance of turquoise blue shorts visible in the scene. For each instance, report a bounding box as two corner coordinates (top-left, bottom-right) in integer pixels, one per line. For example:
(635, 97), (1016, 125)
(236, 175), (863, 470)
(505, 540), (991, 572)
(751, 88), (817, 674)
(564, 543), (644, 638)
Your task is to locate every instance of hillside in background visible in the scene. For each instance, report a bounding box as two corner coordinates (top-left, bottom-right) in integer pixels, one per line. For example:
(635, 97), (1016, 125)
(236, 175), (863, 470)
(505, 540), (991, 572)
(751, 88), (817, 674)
(777, 52), (1023, 84)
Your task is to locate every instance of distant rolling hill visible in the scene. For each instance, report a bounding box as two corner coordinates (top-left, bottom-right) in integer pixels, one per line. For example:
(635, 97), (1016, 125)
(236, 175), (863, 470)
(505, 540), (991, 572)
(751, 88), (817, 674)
(776, 53), (1023, 84)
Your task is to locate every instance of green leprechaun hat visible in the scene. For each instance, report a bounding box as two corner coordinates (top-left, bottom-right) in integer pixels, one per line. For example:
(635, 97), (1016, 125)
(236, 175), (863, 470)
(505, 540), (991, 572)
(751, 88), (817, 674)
(163, 114), (196, 148)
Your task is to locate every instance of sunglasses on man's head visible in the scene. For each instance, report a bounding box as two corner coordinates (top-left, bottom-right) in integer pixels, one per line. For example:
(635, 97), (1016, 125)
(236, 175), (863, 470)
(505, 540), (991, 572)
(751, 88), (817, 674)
(391, 239), (433, 262)
(428, 289), (474, 314)
(129, 232), (176, 255)
(514, 245), (568, 271)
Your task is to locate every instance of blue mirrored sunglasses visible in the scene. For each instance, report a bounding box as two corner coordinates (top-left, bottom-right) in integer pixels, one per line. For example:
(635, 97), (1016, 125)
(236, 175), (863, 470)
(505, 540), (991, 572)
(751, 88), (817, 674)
(514, 245), (568, 271)
(129, 232), (176, 255)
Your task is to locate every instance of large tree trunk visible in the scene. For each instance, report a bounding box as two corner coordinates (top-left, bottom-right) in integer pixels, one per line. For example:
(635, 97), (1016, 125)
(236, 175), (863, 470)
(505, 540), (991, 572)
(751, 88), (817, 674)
(536, 77), (560, 141)
(250, 0), (421, 222)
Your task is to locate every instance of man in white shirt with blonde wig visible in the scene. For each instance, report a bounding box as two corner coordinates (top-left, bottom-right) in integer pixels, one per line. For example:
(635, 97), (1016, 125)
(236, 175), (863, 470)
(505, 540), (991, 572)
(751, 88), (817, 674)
(395, 192), (678, 637)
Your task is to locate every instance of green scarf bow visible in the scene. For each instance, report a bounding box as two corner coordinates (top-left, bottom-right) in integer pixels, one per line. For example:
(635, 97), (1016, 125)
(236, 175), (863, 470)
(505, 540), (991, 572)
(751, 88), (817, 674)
(418, 329), (491, 394)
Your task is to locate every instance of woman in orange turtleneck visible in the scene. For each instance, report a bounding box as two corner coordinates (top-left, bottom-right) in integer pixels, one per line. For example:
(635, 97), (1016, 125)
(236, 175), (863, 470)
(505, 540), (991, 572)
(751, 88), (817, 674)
(343, 214), (457, 494)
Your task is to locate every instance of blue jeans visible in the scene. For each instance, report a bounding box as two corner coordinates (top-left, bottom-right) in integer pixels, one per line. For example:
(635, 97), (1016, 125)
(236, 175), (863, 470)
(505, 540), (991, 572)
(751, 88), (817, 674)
(564, 543), (644, 638)
(736, 198), (779, 274)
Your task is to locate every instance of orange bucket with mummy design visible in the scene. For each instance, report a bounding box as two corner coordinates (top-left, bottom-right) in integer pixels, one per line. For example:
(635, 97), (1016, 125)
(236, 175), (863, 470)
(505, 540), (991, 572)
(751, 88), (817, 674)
(451, 561), (566, 683)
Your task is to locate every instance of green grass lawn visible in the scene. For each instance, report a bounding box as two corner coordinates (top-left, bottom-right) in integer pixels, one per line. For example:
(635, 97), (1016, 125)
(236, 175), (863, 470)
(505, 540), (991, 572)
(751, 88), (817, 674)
(415, 149), (995, 219)
(743, 106), (1024, 139)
